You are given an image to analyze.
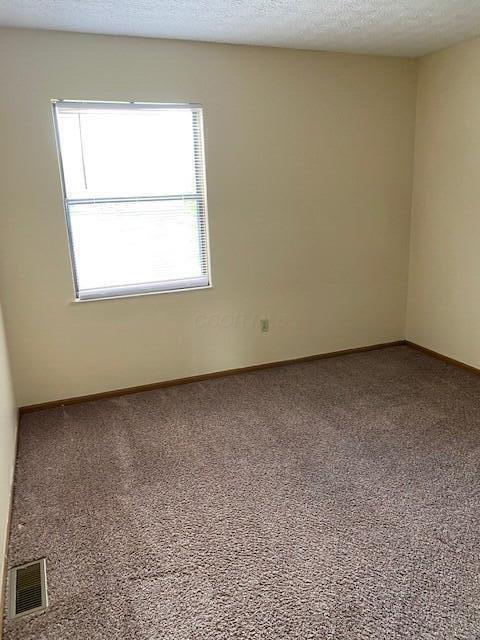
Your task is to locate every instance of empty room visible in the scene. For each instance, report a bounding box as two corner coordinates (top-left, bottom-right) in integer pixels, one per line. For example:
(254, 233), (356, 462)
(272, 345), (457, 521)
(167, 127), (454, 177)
(0, 1), (480, 638)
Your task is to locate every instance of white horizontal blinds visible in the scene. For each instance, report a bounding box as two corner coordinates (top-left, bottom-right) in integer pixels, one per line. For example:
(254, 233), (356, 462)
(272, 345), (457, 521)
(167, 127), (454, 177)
(54, 101), (210, 300)
(192, 109), (209, 283)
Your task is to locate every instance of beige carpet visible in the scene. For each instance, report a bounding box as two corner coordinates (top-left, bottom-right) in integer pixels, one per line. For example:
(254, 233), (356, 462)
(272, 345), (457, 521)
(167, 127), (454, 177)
(3, 345), (480, 639)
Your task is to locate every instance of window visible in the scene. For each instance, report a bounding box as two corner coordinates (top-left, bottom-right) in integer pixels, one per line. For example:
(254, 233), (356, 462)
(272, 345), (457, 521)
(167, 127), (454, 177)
(53, 101), (211, 301)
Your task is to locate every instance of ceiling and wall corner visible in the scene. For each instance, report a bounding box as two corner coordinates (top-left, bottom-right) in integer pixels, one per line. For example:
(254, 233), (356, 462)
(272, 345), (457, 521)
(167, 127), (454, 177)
(0, 2), (478, 404)
(0, 0), (479, 57)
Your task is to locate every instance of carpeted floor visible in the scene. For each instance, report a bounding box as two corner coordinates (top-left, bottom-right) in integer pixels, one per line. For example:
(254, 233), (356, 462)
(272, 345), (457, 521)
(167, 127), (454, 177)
(3, 345), (480, 639)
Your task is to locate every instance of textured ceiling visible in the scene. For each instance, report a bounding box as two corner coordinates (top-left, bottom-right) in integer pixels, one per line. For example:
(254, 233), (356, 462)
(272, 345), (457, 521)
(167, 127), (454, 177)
(1, 0), (480, 57)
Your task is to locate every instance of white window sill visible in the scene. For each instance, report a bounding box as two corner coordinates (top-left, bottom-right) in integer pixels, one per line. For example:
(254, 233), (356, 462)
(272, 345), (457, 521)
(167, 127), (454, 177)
(72, 283), (212, 303)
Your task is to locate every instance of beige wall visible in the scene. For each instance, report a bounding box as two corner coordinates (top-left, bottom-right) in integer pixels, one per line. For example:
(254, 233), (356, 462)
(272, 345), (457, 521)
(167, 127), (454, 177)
(0, 299), (17, 593)
(406, 37), (480, 368)
(0, 28), (417, 406)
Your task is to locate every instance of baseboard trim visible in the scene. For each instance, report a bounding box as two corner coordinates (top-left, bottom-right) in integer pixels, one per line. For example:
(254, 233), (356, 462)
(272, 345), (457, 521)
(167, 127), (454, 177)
(406, 341), (480, 376)
(19, 340), (406, 414)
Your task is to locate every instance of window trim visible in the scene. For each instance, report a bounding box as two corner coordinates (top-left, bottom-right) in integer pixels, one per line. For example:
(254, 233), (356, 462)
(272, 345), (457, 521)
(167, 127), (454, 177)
(52, 99), (212, 302)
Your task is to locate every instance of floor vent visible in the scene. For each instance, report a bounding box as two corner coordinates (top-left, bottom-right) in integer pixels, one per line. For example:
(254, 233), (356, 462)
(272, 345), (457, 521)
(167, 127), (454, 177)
(8, 559), (48, 619)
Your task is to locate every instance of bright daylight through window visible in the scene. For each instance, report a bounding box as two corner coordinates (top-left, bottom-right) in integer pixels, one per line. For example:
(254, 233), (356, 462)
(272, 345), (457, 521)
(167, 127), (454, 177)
(53, 101), (211, 301)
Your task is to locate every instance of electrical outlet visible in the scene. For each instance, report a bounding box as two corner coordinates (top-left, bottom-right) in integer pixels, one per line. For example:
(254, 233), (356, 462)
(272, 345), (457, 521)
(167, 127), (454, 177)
(260, 318), (269, 333)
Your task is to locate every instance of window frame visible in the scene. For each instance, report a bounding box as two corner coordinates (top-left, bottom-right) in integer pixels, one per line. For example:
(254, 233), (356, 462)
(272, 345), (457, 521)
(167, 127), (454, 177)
(52, 100), (212, 302)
